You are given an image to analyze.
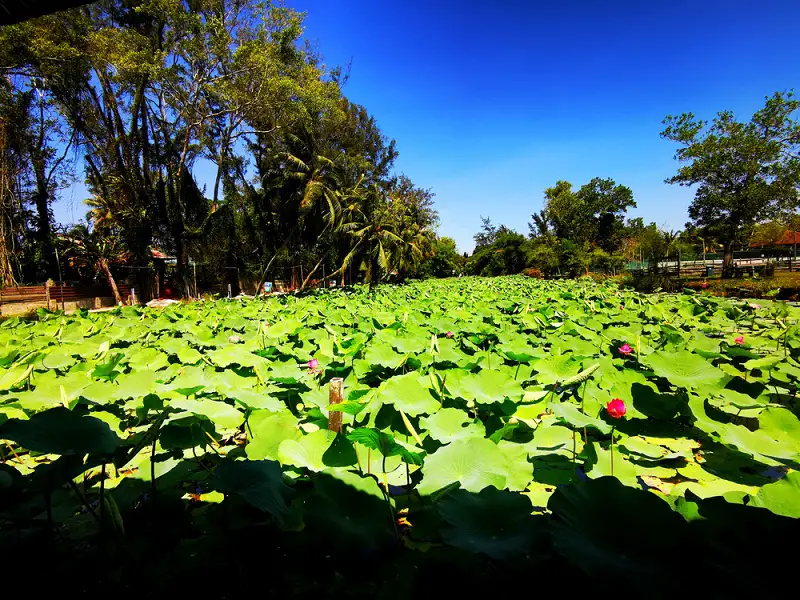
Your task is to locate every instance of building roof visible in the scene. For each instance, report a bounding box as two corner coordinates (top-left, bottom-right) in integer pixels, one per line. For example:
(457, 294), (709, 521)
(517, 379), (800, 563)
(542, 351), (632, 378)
(750, 230), (800, 248)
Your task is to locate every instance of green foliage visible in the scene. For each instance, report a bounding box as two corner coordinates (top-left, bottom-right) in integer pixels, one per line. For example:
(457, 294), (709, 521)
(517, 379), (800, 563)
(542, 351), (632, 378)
(1, 273), (799, 593)
(662, 91), (800, 275)
(0, 0), (439, 292)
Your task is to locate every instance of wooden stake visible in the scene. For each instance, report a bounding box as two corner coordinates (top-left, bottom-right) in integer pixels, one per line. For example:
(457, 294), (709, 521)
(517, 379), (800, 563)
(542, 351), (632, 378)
(327, 377), (344, 433)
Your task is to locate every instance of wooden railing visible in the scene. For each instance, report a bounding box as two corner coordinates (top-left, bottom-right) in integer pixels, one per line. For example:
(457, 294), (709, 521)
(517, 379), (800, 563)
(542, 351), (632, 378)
(0, 283), (134, 306)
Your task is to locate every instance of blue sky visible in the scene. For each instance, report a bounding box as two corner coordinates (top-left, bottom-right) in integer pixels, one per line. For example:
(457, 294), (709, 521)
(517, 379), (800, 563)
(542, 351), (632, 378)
(53, 0), (800, 252)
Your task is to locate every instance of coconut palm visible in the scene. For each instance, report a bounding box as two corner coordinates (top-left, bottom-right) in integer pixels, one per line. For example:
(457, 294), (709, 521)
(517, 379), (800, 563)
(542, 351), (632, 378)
(339, 183), (405, 289)
(62, 224), (125, 305)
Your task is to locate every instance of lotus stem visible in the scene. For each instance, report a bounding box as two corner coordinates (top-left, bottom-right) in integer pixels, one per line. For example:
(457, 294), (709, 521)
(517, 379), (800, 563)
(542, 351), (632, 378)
(610, 425), (615, 477)
(45, 490), (53, 535)
(68, 480), (101, 525)
(100, 463), (106, 534)
(3, 440), (22, 464)
(150, 415), (164, 494)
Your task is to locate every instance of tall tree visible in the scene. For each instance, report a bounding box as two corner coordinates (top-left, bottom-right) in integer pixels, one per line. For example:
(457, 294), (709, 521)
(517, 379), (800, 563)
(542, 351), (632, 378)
(0, 0), (437, 295)
(533, 178), (635, 251)
(662, 91), (800, 277)
(473, 216), (497, 249)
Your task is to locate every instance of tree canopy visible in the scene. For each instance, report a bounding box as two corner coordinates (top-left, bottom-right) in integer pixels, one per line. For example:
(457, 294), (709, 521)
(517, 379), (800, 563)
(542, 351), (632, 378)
(0, 0), (439, 293)
(661, 91), (800, 276)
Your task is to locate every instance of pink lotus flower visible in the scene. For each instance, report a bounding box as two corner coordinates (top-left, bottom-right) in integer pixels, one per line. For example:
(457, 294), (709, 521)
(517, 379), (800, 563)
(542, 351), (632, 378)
(701, 281), (709, 289)
(606, 398), (626, 419)
(748, 303), (761, 310)
(445, 331), (453, 339)
(619, 305), (624, 310)
(307, 358), (319, 371)
(228, 335), (241, 344)
(618, 343), (633, 356)
(734, 336), (744, 345)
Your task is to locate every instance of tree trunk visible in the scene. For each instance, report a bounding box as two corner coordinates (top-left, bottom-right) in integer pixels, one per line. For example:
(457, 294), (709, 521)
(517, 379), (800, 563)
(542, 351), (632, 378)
(34, 182), (57, 278)
(166, 171), (192, 297)
(98, 257), (123, 305)
(0, 117), (16, 287)
(722, 242), (735, 279)
(300, 257), (325, 290)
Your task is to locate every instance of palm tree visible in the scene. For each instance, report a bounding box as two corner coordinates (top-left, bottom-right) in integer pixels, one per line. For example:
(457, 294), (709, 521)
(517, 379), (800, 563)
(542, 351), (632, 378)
(62, 224), (125, 305)
(339, 183), (405, 289)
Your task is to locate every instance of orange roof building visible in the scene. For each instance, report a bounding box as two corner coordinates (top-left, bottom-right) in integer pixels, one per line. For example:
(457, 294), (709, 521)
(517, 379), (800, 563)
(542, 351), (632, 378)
(750, 230), (800, 248)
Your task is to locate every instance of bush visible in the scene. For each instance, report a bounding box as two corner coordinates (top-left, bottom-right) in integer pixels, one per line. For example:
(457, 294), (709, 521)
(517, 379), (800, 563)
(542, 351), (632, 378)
(522, 268), (544, 279)
(623, 272), (685, 293)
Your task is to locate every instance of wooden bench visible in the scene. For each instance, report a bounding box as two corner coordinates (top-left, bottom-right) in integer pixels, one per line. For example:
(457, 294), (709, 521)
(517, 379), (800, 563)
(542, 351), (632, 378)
(733, 264), (769, 278)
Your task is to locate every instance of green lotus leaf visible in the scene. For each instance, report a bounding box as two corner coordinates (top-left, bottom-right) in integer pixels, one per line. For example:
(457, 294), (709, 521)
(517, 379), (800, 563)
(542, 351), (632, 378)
(629, 382), (684, 419)
(378, 372), (440, 416)
(79, 380), (121, 405)
(419, 407), (486, 443)
(268, 359), (308, 383)
(434, 338), (469, 365)
(525, 422), (582, 457)
(437, 487), (546, 559)
(207, 345), (266, 369)
(533, 355), (582, 385)
(0, 365), (33, 391)
(363, 342), (406, 370)
(171, 398), (244, 430)
(445, 368), (525, 405)
(262, 319), (301, 339)
(549, 401), (612, 434)
(42, 348), (78, 371)
(177, 347), (204, 365)
(228, 389), (285, 411)
(13, 372), (90, 411)
(213, 459), (292, 521)
(618, 435), (668, 460)
(748, 471), (800, 518)
(112, 370), (160, 399)
(548, 476), (687, 578)
(346, 427), (424, 464)
(0, 405), (27, 423)
(126, 347), (169, 371)
(390, 334), (424, 355)
(304, 470), (395, 550)
(0, 407), (120, 455)
(500, 337), (538, 363)
(245, 410), (301, 461)
(417, 438), (524, 495)
(642, 350), (726, 390)
(278, 429), (337, 472)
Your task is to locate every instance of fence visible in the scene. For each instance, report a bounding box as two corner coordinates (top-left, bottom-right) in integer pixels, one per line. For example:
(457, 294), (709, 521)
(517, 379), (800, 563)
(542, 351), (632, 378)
(0, 281), (135, 313)
(628, 255), (798, 278)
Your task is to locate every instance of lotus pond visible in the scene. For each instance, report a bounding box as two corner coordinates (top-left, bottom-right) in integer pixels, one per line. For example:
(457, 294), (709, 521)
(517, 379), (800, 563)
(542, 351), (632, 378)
(2, 276), (800, 595)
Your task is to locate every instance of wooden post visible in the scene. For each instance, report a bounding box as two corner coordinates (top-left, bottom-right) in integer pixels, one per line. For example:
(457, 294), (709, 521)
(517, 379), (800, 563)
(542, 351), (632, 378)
(45, 279), (52, 310)
(327, 378), (344, 433)
(227, 283), (232, 299)
(131, 288), (136, 305)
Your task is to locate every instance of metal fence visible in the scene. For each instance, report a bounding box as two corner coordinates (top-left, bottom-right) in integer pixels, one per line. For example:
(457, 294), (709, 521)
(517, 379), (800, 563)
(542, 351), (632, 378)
(628, 254), (799, 277)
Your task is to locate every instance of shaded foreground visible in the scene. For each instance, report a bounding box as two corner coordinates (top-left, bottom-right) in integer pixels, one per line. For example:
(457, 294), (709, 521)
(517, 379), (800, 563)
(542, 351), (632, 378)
(1, 277), (799, 596)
